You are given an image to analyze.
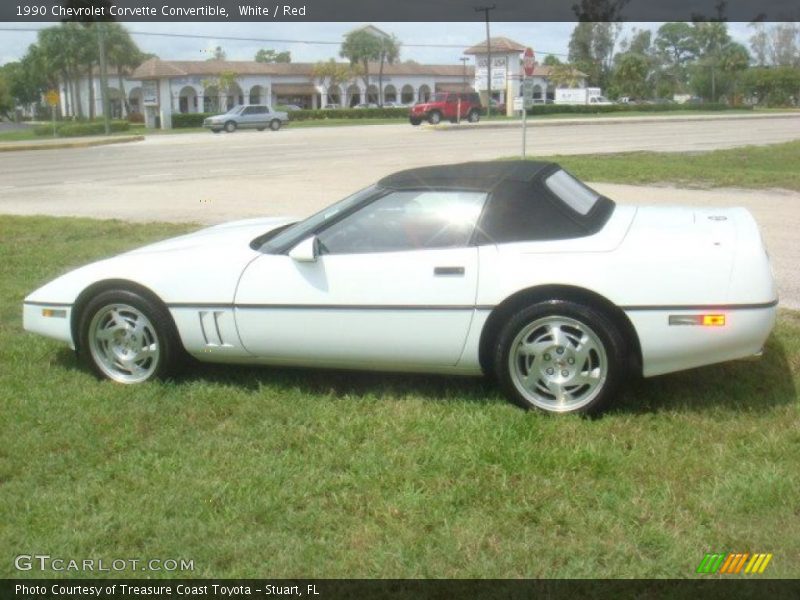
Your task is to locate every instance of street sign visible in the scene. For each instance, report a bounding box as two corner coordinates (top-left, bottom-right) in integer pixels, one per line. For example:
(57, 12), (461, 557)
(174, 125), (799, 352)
(523, 47), (535, 78)
(513, 96), (524, 111)
(45, 89), (59, 107)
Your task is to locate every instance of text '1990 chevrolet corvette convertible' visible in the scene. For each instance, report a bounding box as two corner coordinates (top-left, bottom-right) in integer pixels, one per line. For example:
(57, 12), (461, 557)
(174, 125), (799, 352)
(24, 161), (777, 414)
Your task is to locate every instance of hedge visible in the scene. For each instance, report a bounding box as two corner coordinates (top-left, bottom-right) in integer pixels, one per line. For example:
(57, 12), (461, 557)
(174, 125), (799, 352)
(524, 102), (749, 116)
(34, 120), (131, 137)
(161, 102), (754, 130)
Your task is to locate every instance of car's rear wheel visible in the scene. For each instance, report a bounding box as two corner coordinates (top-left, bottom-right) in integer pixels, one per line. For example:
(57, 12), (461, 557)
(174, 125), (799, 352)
(257, 126), (266, 131)
(224, 121), (236, 133)
(78, 289), (182, 384)
(493, 300), (625, 415)
(409, 117), (422, 126)
(428, 111), (442, 125)
(269, 119), (281, 131)
(468, 110), (480, 123)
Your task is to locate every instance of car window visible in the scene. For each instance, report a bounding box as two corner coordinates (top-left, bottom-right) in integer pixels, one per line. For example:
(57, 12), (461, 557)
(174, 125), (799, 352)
(544, 169), (600, 215)
(317, 190), (487, 255)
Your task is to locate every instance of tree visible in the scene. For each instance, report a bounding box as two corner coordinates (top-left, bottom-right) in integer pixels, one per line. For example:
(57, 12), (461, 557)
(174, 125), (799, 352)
(542, 55), (561, 66)
(741, 66), (800, 106)
(339, 29), (383, 100)
(207, 46), (226, 61)
(547, 63), (584, 88)
(654, 22), (699, 95)
(610, 28), (656, 99)
(105, 23), (145, 116)
(201, 70), (239, 112)
(568, 21), (622, 90)
(311, 59), (356, 88)
(254, 49), (291, 63)
(375, 34), (401, 106)
(0, 69), (14, 118)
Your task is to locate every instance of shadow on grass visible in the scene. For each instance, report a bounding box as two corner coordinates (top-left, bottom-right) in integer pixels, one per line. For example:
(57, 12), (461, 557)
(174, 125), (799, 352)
(613, 335), (797, 415)
(54, 332), (796, 414)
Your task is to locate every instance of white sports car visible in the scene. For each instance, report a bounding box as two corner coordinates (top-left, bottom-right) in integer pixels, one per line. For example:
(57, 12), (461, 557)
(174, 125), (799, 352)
(23, 161), (777, 414)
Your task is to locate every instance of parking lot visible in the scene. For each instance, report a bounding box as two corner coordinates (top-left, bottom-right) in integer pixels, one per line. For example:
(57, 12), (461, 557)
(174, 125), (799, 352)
(1, 114), (799, 306)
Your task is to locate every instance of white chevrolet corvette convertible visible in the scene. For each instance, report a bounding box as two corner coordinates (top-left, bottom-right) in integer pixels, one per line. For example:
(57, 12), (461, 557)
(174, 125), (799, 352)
(24, 161), (777, 414)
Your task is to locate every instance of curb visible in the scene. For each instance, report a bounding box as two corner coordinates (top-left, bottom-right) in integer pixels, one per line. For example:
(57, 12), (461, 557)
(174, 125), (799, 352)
(0, 135), (145, 153)
(425, 111), (800, 132)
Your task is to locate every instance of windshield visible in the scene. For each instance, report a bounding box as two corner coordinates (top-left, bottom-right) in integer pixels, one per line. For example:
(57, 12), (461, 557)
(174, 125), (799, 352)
(224, 105), (243, 114)
(260, 185), (379, 252)
(430, 93), (449, 103)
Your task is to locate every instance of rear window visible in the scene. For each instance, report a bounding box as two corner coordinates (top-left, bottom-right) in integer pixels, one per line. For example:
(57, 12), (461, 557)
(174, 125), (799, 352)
(544, 169), (601, 216)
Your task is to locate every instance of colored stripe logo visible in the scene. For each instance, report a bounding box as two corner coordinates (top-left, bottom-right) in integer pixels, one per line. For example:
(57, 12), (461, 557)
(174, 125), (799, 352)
(697, 553), (773, 574)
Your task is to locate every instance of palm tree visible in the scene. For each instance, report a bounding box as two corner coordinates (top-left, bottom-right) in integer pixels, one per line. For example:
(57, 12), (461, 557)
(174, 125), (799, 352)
(105, 23), (143, 117)
(376, 35), (401, 106)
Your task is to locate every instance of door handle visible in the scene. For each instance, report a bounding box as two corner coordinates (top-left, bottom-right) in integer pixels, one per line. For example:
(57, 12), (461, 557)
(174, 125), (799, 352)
(434, 266), (465, 276)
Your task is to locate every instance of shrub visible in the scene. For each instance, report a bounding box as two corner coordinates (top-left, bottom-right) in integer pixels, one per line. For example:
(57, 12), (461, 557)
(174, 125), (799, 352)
(524, 102), (746, 116)
(172, 112), (214, 128)
(33, 120), (130, 137)
(127, 112), (144, 124)
(287, 107), (408, 121)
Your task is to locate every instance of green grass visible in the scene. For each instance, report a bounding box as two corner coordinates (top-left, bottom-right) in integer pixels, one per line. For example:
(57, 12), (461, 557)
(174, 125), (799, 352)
(1, 215), (799, 579)
(532, 140), (800, 191)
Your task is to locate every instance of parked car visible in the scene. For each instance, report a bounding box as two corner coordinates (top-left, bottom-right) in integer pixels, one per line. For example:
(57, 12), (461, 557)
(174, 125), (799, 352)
(409, 92), (483, 125)
(354, 103), (379, 109)
(23, 161), (777, 415)
(203, 104), (289, 133)
(323, 103), (340, 109)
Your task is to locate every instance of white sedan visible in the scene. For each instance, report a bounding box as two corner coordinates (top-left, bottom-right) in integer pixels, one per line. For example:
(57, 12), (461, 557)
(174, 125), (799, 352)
(23, 161), (777, 414)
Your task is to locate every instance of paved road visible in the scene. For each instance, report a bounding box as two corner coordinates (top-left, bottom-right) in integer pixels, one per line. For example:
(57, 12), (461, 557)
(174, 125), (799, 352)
(1, 114), (799, 307)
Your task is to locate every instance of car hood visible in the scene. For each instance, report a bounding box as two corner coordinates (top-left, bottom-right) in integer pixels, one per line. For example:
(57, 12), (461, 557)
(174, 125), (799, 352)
(25, 217), (297, 306)
(125, 216), (296, 255)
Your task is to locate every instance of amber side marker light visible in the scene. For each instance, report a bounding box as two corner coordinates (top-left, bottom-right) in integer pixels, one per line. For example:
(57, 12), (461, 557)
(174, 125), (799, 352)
(41, 308), (67, 318)
(702, 314), (726, 326)
(669, 314), (726, 326)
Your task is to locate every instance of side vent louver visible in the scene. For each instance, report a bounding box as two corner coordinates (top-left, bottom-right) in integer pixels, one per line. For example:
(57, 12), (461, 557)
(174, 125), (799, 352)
(199, 311), (233, 347)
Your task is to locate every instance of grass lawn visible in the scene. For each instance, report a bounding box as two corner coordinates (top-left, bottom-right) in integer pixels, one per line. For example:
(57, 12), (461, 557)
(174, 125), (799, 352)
(1, 215), (798, 579)
(533, 140), (800, 192)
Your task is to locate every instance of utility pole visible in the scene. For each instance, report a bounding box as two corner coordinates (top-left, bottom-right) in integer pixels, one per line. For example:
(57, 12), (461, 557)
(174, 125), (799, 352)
(97, 22), (111, 135)
(474, 5), (495, 117)
(460, 57), (469, 88)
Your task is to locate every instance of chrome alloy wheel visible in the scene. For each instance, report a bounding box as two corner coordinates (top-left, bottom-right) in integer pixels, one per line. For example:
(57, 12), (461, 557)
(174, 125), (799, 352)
(508, 316), (608, 412)
(88, 303), (160, 383)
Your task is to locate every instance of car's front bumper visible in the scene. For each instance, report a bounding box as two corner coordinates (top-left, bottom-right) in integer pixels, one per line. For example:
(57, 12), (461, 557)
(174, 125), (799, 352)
(23, 302), (75, 348)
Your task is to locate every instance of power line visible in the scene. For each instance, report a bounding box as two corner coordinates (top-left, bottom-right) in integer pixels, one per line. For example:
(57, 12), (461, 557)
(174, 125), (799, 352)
(0, 26), (571, 56)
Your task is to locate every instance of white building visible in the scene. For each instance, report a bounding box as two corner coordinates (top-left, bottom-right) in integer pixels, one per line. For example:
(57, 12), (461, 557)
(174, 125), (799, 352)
(55, 34), (587, 127)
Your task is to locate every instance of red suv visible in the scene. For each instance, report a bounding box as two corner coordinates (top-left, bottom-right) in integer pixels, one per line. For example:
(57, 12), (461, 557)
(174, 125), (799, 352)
(409, 92), (483, 126)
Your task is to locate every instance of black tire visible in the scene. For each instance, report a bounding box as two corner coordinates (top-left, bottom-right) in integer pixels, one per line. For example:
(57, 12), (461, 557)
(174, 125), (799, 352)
(224, 121), (237, 133)
(211, 129), (221, 134)
(77, 289), (184, 384)
(409, 117), (422, 126)
(269, 119), (281, 131)
(493, 300), (626, 415)
(427, 111), (442, 125)
(468, 110), (480, 123)
(257, 127), (266, 132)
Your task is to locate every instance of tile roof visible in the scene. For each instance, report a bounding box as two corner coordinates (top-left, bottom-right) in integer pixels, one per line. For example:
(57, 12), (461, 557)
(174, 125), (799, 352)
(464, 37), (527, 55)
(131, 58), (476, 80)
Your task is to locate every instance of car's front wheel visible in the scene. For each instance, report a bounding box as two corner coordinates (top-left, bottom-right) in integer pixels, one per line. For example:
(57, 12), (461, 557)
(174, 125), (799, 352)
(224, 121), (237, 133)
(78, 289), (183, 384)
(493, 301), (625, 414)
(269, 119), (282, 131)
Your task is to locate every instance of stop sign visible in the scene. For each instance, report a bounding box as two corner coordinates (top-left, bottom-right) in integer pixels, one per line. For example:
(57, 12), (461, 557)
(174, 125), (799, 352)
(523, 47), (535, 78)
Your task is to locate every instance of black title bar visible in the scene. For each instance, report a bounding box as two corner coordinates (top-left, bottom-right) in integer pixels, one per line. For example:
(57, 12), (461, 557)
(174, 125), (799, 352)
(3, 0), (799, 22)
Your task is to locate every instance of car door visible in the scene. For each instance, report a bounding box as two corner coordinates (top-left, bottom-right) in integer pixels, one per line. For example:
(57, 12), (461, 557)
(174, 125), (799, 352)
(239, 106), (259, 128)
(234, 189), (486, 368)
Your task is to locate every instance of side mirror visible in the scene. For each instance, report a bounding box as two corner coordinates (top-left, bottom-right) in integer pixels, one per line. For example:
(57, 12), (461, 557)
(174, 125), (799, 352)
(289, 236), (318, 262)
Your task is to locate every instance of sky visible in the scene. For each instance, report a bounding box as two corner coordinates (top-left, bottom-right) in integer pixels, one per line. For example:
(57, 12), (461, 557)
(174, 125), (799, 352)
(0, 21), (756, 67)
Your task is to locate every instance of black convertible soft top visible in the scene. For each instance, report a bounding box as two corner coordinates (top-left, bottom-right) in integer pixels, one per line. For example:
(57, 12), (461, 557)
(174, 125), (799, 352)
(379, 160), (615, 241)
(378, 160), (555, 191)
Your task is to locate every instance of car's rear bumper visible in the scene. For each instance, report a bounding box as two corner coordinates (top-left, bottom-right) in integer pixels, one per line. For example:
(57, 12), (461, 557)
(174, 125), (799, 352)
(626, 302), (778, 377)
